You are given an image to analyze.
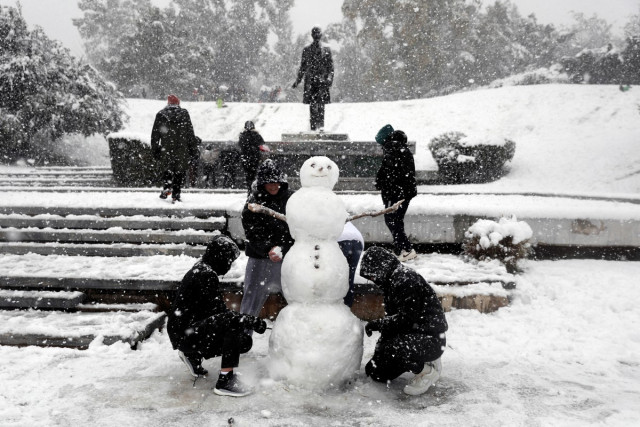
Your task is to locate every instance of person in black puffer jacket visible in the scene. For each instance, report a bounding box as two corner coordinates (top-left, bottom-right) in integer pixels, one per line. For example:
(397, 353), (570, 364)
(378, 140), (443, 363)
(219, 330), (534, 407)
(374, 124), (418, 261)
(167, 235), (266, 397)
(239, 159), (294, 319)
(360, 246), (448, 396)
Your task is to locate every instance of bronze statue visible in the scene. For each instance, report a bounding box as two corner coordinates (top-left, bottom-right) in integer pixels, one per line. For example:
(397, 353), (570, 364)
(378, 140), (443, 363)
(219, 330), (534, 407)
(292, 27), (334, 131)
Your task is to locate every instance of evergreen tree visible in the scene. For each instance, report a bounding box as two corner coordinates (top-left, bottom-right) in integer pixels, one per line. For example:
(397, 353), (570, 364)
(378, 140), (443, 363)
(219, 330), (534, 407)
(0, 6), (124, 163)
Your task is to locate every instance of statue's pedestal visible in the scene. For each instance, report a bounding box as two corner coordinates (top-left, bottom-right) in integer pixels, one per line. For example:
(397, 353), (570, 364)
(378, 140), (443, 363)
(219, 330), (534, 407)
(281, 132), (349, 142)
(265, 133), (415, 190)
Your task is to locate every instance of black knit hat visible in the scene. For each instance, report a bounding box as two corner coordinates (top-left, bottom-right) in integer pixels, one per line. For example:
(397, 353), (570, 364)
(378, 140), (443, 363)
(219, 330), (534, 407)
(359, 246), (400, 284)
(244, 121), (255, 131)
(375, 124), (394, 145)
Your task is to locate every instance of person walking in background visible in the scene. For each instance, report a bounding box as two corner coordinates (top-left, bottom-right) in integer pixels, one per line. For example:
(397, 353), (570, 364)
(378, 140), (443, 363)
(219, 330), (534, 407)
(238, 121), (265, 191)
(359, 246), (448, 396)
(239, 159), (294, 320)
(151, 94), (199, 203)
(338, 221), (364, 307)
(374, 124), (418, 261)
(292, 27), (334, 131)
(167, 235), (267, 397)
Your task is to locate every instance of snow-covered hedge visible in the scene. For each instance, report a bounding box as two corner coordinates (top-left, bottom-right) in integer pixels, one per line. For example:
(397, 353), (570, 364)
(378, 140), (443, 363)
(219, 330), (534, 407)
(463, 216), (533, 274)
(107, 134), (159, 187)
(428, 132), (516, 184)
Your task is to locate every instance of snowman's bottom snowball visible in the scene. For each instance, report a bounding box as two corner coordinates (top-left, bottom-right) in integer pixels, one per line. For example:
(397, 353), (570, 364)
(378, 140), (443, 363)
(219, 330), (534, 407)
(268, 303), (364, 389)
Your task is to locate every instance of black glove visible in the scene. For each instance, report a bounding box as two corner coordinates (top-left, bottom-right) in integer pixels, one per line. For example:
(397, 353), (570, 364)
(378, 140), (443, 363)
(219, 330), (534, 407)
(240, 315), (267, 334)
(365, 320), (382, 337)
(292, 81), (298, 89)
(252, 318), (267, 334)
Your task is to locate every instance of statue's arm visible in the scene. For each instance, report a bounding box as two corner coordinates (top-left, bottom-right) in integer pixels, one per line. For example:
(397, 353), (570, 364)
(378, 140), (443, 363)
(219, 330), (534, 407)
(293, 49), (306, 88)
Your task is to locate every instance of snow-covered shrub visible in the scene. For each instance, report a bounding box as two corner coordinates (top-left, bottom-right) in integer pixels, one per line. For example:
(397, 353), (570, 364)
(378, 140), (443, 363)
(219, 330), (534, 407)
(463, 216), (533, 274)
(428, 132), (516, 184)
(488, 65), (570, 88)
(108, 133), (159, 187)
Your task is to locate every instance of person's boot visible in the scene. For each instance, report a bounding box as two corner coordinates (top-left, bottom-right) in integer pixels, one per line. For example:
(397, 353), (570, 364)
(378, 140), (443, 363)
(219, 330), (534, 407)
(159, 189), (172, 199)
(178, 350), (208, 377)
(213, 371), (251, 397)
(403, 358), (442, 396)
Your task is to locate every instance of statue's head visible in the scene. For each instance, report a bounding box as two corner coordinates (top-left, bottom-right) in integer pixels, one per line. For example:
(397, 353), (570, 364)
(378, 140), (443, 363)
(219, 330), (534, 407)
(311, 27), (322, 41)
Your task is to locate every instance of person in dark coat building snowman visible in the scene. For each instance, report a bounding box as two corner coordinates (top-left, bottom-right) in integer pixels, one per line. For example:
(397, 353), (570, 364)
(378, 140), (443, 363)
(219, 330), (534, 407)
(151, 94), (199, 203)
(238, 120), (266, 192)
(374, 124), (418, 261)
(167, 235), (267, 397)
(239, 159), (295, 319)
(292, 27), (334, 131)
(359, 246), (448, 396)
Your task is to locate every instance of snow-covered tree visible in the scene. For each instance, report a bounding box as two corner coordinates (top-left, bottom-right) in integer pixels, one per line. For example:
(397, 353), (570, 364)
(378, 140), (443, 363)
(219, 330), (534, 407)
(0, 6), (125, 163)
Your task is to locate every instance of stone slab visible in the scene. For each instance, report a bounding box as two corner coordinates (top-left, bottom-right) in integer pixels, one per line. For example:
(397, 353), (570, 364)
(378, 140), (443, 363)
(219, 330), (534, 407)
(281, 132), (350, 142)
(0, 310), (166, 349)
(0, 290), (86, 310)
(0, 229), (216, 245)
(0, 242), (206, 257)
(0, 216), (224, 232)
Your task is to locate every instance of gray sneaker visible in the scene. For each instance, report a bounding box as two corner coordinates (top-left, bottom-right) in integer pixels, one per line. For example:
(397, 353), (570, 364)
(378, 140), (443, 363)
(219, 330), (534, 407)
(403, 358), (441, 396)
(178, 351), (208, 378)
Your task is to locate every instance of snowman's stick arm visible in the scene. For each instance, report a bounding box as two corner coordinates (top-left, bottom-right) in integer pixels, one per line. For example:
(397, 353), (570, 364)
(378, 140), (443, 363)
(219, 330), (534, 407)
(346, 199), (405, 222)
(247, 203), (287, 222)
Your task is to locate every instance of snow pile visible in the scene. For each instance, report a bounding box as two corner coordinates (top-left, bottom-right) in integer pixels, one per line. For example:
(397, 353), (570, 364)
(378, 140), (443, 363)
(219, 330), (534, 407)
(465, 216), (533, 248)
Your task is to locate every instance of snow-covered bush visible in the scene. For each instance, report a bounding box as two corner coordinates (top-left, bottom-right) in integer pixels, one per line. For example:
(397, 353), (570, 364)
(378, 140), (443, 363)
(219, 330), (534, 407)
(463, 216), (533, 274)
(428, 132), (516, 184)
(0, 6), (125, 164)
(488, 65), (570, 88)
(107, 133), (159, 187)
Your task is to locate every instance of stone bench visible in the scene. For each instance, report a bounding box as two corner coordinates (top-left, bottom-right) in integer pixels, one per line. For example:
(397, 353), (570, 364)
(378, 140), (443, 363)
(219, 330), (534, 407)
(0, 289), (86, 310)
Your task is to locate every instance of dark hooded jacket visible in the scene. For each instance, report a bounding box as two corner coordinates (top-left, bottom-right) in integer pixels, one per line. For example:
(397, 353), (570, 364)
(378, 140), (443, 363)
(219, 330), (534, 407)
(151, 105), (199, 172)
(295, 40), (334, 105)
(375, 130), (418, 204)
(360, 247), (448, 337)
(238, 129), (264, 170)
(241, 159), (294, 259)
(167, 235), (262, 351)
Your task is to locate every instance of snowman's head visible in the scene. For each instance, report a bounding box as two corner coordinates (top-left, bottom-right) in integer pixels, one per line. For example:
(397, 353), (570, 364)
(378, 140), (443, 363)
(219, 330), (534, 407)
(299, 156), (339, 189)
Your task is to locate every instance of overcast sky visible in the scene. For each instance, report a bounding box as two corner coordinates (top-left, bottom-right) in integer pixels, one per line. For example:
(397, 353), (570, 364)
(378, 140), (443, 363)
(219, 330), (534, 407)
(1, 0), (638, 58)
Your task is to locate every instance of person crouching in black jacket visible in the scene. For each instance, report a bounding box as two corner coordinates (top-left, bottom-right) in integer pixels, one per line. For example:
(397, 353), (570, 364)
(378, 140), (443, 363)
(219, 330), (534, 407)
(167, 235), (267, 397)
(359, 247), (448, 396)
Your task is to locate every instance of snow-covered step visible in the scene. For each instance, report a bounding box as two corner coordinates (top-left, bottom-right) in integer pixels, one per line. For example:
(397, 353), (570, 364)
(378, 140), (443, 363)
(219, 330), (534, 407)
(0, 310), (166, 349)
(0, 204), (227, 219)
(0, 290), (86, 310)
(0, 242), (206, 257)
(0, 214), (225, 231)
(0, 227), (218, 245)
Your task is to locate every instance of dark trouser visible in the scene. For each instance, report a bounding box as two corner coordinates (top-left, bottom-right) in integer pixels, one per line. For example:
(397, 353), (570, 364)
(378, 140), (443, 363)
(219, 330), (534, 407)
(242, 161), (259, 192)
(383, 198), (412, 254)
(365, 333), (445, 382)
(338, 239), (364, 307)
(310, 102), (325, 130)
(162, 168), (186, 199)
(181, 320), (253, 369)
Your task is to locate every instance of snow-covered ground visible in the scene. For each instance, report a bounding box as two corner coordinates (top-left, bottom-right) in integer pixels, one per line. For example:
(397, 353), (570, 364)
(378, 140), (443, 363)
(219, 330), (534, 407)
(1, 259), (639, 426)
(2, 84), (640, 425)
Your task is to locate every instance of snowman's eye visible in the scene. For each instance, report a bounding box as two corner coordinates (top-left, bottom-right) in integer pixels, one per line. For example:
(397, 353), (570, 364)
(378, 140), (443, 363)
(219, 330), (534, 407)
(327, 165), (332, 170)
(310, 163), (316, 168)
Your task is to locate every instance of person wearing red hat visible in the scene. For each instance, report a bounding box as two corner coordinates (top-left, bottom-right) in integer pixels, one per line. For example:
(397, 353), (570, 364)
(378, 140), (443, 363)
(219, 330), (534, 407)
(151, 94), (199, 202)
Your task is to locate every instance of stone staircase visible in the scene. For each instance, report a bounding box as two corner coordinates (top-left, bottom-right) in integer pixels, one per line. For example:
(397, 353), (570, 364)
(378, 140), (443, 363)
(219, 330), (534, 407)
(0, 200), (227, 349)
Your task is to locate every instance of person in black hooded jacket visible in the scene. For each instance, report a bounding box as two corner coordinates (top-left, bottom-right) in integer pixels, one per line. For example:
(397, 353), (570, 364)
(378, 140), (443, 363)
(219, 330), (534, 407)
(360, 246), (448, 396)
(239, 159), (294, 319)
(374, 125), (418, 262)
(238, 120), (265, 191)
(167, 234), (266, 397)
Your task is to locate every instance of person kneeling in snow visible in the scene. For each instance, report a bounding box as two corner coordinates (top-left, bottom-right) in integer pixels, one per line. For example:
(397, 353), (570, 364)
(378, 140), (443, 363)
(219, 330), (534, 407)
(359, 247), (448, 396)
(167, 235), (267, 397)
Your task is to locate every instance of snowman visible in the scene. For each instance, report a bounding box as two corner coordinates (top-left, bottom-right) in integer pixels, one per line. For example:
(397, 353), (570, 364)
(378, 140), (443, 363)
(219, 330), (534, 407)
(267, 156), (364, 388)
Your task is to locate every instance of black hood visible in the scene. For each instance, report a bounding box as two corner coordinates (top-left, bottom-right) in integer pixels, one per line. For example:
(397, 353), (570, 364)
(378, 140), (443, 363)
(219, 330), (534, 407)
(383, 130), (408, 152)
(256, 159), (287, 186)
(359, 246), (400, 286)
(202, 235), (240, 276)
